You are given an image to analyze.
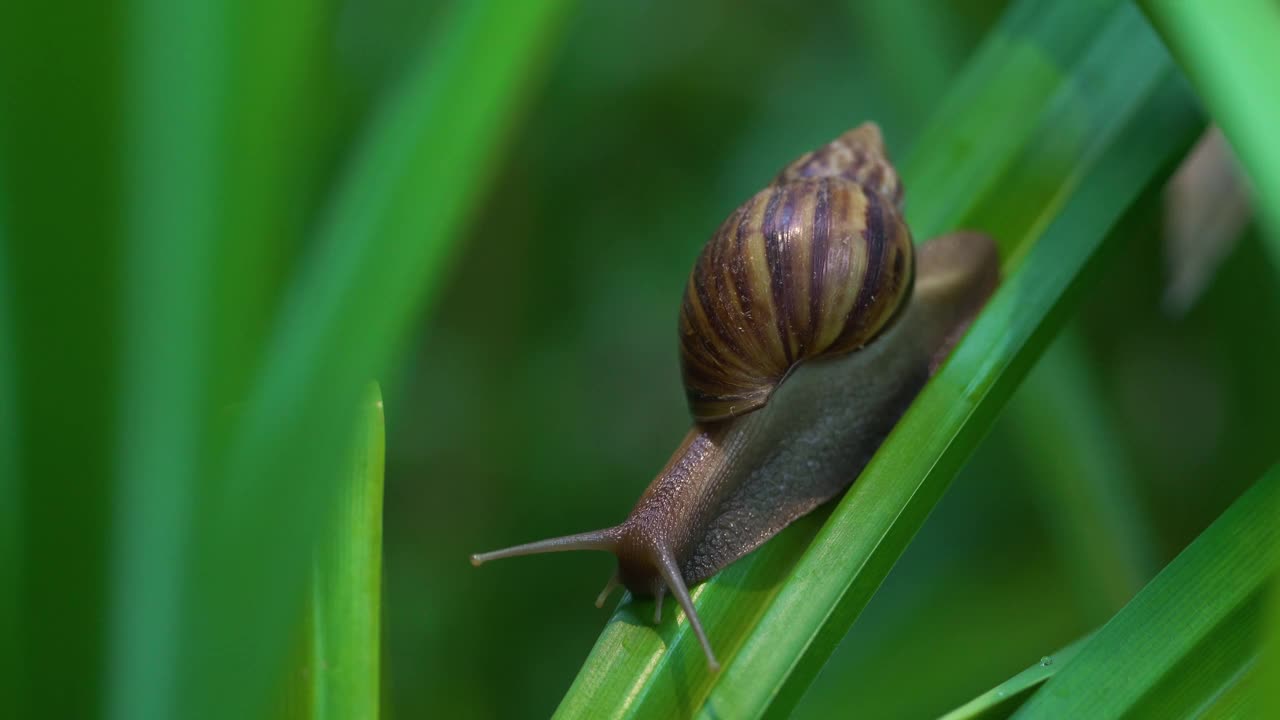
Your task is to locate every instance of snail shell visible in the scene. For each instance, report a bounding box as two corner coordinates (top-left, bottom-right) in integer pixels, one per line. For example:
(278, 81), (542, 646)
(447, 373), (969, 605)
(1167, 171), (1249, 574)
(680, 125), (914, 421)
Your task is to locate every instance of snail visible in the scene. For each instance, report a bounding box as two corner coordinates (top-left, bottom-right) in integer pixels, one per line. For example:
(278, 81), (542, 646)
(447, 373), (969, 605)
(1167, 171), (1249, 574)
(471, 124), (999, 671)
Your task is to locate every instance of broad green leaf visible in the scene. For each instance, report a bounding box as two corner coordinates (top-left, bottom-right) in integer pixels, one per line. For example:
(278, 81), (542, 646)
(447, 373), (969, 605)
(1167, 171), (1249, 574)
(1013, 464), (1280, 718)
(939, 636), (1092, 720)
(555, 4), (1202, 718)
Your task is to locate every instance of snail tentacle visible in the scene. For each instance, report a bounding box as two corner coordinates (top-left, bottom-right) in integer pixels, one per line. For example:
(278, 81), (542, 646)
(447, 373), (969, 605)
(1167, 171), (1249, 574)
(656, 549), (719, 671)
(469, 526), (622, 567)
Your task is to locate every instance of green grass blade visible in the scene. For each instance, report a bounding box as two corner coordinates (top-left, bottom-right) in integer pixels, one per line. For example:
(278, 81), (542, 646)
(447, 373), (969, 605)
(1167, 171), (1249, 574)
(1013, 464), (1280, 718)
(1141, 0), (1280, 267)
(1139, 3), (1280, 712)
(939, 636), (1092, 720)
(111, 1), (332, 717)
(109, 3), (225, 719)
(311, 384), (386, 720)
(904, 0), (1123, 238)
(555, 4), (1201, 718)
(709, 77), (1198, 720)
(181, 2), (572, 718)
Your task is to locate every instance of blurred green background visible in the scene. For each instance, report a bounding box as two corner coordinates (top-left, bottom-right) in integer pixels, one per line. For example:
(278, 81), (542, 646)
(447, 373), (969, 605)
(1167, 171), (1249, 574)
(4, 0), (1279, 718)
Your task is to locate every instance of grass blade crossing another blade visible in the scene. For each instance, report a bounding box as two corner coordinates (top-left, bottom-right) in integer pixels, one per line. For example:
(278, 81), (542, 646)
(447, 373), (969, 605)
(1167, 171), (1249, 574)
(1014, 464), (1280, 718)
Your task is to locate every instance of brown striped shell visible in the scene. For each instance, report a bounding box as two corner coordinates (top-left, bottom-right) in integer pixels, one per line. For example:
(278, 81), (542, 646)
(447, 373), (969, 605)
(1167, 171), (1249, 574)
(679, 124), (915, 422)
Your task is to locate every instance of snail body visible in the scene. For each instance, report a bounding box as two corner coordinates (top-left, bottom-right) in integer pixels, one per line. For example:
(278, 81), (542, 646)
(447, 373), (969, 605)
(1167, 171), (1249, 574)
(471, 124), (999, 671)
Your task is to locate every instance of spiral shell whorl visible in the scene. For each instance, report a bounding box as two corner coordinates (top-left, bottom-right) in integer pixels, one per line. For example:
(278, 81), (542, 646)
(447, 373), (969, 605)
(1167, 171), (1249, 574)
(773, 124), (904, 208)
(680, 130), (914, 422)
